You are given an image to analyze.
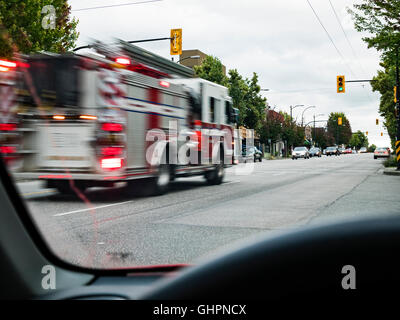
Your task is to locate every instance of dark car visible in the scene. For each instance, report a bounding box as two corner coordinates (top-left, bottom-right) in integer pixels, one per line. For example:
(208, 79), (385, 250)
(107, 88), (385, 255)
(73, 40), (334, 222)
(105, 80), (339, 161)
(242, 146), (263, 162)
(309, 147), (321, 158)
(326, 146), (340, 156)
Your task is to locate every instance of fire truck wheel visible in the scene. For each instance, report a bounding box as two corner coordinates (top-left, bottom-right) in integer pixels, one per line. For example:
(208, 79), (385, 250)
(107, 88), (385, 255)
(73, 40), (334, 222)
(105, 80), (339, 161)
(143, 164), (171, 196)
(54, 180), (86, 195)
(205, 164), (225, 185)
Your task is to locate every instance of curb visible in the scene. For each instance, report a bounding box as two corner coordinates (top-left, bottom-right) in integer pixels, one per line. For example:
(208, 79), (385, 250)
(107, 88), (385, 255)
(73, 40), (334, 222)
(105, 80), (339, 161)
(383, 168), (400, 176)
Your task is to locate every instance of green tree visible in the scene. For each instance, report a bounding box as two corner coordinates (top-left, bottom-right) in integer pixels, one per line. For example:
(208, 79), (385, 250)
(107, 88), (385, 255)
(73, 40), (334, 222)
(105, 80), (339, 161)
(370, 62), (397, 148)
(0, 0), (79, 58)
(368, 144), (377, 152)
(227, 69), (248, 127)
(349, 130), (369, 149)
(243, 72), (267, 132)
(348, 0), (400, 63)
(349, 1), (400, 148)
(194, 55), (228, 86)
(327, 112), (352, 145)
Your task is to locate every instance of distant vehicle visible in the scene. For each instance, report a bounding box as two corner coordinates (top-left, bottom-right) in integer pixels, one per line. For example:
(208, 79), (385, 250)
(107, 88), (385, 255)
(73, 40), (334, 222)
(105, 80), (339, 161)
(323, 148), (327, 155)
(338, 147), (345, 154)
(292, 146), (309, 160)
(309, 147), (321, 158)
(242, 146), (263, 162)
(374, 147), (390, 159)
(344, 148), (352, 154)
(359, 147), (367, 153)
(326, 146), (339, 156)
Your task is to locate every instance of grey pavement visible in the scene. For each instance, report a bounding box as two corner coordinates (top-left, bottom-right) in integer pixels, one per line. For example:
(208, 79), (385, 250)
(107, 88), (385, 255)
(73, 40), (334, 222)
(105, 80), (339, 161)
(13, 153), (400, 268)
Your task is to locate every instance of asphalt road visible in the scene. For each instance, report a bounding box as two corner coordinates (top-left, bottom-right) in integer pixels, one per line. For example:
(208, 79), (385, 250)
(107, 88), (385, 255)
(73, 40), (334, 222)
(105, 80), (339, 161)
(15, 153), (400, 268)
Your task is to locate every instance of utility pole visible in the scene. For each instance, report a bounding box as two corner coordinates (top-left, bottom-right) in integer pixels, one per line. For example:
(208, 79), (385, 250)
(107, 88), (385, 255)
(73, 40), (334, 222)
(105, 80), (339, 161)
(396, 46), (400, 170)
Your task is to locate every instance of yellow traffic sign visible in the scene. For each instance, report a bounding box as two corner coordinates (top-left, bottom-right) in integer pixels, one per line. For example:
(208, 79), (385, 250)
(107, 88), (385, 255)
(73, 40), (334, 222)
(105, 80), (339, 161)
(170, 29), (182, 56)
(376, 119), (379, 125)
(338, 117), (342, 126)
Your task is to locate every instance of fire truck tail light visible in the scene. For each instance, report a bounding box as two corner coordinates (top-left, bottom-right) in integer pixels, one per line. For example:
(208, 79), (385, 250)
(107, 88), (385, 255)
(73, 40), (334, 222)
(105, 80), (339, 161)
(101, 147), (123, 156)
(0, 60), (17, 68)
(159, 81), (170, 88)
(101, 123), (123, 132)
(0, 123), (17, 131)
(0, 146), (16, 154)
(101, 158), (122, 169)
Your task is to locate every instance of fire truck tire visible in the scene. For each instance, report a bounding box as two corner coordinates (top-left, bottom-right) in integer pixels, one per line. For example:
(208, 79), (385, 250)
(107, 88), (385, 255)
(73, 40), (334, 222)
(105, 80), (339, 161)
(54, 180), (86, 195)
(143, 164), (171, 196)
(205, 164), (225, 185)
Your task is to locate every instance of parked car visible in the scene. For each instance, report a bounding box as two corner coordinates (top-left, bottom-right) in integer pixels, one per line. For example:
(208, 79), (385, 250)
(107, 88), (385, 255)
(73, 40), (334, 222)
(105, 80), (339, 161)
(344, 148), (352, 154)
(242, 146), (263, 162)
(374, 147), (390, 159)
(323, 148), (327, 155)
(338, 147), (345, 154)
(326, 146), (340, 156)
(292, 146), (309, 160)
(309, 147), (322, 158)
(359, 147), (367, 153)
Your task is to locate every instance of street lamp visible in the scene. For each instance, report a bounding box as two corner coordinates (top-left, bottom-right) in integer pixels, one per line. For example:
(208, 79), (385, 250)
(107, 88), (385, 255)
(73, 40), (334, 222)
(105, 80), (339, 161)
(302, 106), (316, 127)
(177, 55), (200, 64)
(290, 104), (304, 123)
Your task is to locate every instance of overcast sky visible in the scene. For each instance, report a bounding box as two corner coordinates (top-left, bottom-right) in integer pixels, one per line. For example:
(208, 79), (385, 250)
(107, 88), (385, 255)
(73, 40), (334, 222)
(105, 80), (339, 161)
(69, 0), (389, 146)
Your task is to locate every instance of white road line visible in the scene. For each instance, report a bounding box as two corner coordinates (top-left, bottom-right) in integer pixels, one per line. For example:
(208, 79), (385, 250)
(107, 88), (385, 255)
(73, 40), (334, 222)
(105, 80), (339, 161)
(223, 180), (240, 185)
(53, 200), (134, 217)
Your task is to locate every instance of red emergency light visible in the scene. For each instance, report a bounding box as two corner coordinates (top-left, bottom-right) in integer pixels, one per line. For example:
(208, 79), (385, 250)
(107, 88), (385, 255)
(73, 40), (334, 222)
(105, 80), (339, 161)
(101, 147), (123, 156)
(159, 81), (170, 88)
(115, 57), (131, 66)
(0, 123), (17, 131)
(101, 123), (124, 132)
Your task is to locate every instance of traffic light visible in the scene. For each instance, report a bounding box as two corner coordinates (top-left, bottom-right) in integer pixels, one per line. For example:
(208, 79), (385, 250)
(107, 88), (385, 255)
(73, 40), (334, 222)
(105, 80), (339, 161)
(395, 86), (397, 103)
(376, 119), (379, 125)
(381, 132), (383, 136)
(337, 75), (345, 93)
(366, 131), (368, 136)
(170, 29), (182, 55)
(338, 117), (343, 126)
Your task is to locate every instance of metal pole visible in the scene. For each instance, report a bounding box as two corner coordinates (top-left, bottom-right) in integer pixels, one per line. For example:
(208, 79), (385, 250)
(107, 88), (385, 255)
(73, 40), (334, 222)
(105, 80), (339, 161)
(396, 46), (400, 170)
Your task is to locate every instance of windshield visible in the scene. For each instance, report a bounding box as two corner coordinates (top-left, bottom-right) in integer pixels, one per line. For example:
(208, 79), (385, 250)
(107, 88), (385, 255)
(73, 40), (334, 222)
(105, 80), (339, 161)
(1, 0), (398, 271)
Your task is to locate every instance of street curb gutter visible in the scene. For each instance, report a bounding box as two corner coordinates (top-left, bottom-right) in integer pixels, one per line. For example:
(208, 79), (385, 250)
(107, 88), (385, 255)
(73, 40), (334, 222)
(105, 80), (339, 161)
(383, 168), (400, 176)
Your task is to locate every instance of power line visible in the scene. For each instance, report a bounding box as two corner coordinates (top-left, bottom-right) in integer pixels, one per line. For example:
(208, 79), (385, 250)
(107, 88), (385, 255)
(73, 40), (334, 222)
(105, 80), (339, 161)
(305, 0), (356, 78)
(328, 0), (376, 104)
(73, 0), (163, 12)
(328, 0), (367, 78)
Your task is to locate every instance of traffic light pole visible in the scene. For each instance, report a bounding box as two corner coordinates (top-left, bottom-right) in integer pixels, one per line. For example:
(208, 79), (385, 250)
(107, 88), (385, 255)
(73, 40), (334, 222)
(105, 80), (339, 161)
(396, 46), (400, 170)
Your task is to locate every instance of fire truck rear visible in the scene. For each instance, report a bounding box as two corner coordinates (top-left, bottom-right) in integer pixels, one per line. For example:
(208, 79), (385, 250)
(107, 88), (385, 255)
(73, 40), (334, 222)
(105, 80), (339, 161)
(0, 42), (238, 196)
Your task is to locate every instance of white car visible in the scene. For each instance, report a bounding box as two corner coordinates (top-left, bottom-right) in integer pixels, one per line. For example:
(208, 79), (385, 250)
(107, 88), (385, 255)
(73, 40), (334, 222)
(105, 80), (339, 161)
(292, 147), (310, 160)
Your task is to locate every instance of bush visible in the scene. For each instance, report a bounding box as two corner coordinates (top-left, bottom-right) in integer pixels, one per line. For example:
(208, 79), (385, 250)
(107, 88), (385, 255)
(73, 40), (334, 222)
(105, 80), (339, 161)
(383, 156), (397, 167)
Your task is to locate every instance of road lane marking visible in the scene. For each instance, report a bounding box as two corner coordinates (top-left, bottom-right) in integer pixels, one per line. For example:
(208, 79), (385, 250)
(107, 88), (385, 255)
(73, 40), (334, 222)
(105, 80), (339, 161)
(53, 200), (134, 217)
(23, 190), (57, 197)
